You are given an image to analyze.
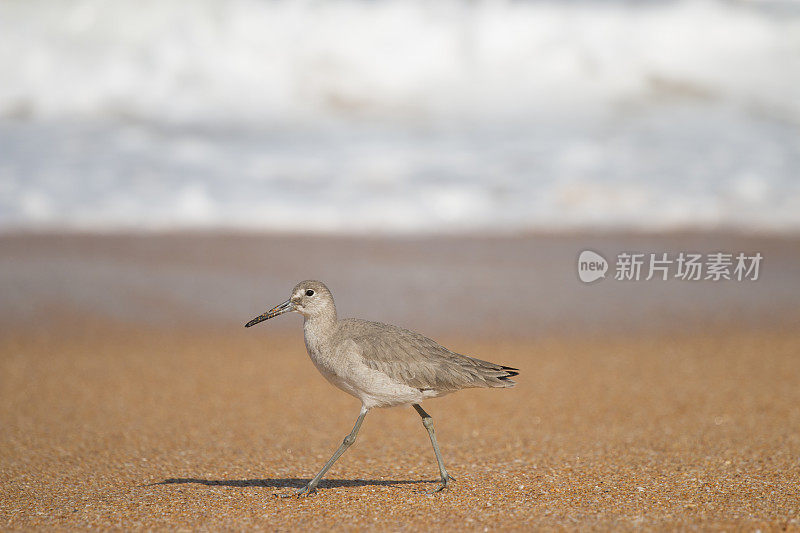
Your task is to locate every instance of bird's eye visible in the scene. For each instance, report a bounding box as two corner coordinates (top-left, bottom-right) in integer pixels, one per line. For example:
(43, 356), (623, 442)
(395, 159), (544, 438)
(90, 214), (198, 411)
(305, 289), (315, 297)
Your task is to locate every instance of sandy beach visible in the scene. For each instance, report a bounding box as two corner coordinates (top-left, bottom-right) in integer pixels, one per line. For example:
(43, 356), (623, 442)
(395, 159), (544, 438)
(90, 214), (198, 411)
(1, 232), (799, 530)
(3, 0), (799, 528)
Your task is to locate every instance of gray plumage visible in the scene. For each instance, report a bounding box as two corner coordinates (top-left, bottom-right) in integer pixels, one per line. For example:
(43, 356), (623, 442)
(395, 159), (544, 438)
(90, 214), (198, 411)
(335, 318), (517, 392)
(245, 280), (518, 496)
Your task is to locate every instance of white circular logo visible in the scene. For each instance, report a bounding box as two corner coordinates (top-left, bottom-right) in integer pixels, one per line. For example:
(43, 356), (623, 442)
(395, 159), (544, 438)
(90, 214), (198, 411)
(577, 250), (608, 283)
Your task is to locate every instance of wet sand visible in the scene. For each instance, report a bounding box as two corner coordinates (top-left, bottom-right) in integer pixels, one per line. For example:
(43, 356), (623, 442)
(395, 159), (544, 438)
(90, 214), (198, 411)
(2, 231), (798, 336)
(1, 232), (799, 530)
(2, 319), (799, 530)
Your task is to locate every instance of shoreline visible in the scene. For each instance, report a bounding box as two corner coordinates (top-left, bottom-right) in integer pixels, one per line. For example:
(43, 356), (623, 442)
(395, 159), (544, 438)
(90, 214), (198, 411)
(1, 230), (798, 337)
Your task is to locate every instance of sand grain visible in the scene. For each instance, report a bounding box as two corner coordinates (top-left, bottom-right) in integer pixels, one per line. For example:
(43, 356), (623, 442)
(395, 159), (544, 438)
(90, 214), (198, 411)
(2, 321), (799, 530)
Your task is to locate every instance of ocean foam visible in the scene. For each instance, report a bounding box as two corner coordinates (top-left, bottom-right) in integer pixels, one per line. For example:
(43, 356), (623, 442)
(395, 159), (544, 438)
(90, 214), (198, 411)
(0, 0), (798, 233)
(1, 0), (797, 123)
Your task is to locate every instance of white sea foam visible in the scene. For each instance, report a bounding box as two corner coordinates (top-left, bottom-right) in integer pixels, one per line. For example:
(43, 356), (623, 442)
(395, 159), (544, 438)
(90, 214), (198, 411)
(1, 0), (798, 123)
(0, 0), (798, 233)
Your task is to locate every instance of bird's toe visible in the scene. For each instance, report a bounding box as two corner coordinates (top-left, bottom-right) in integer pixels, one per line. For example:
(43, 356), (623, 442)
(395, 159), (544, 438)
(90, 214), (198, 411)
(274, 484), (317, 498)
(294, 484), (317, 498)
(418, 474), (454, 494)
(429, 482), (448, 494)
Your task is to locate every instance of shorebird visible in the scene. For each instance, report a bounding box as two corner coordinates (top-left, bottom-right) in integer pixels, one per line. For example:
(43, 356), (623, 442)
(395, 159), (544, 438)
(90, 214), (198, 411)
(245, 280), (518, 496)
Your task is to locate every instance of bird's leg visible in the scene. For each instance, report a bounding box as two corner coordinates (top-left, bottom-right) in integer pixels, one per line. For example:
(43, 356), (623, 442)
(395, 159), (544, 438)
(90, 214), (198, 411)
(285, 406), (368, 498)
(412, 404), (453, 493)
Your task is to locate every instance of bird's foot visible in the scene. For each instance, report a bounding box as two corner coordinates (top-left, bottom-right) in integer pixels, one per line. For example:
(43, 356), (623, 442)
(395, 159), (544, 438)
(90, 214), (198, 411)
(418, 474), (454, 494)
(431, 474), (455, 493)
(276, 483), (317, 498)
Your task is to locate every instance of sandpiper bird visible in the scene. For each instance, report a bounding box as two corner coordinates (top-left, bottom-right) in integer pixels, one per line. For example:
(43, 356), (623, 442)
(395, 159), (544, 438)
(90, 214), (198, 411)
(245, 280), (518, 496)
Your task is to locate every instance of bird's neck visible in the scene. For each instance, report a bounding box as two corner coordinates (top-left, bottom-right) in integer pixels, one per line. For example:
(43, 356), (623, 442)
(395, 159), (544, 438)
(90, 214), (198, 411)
(303, 309), (338, 341)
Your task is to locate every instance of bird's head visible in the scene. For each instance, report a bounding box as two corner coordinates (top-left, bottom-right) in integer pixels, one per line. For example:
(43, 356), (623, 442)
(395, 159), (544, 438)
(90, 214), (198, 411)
(245, 280), (335, 327)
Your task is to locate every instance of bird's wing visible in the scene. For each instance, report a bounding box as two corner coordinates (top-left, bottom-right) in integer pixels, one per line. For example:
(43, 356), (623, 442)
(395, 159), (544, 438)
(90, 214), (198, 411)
(340, 319), (517, 391)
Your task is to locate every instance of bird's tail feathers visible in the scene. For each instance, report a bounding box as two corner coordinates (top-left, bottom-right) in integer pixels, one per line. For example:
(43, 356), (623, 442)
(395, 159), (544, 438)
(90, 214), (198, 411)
(468, 356), (519, 388)
(494, 365), (519, 387)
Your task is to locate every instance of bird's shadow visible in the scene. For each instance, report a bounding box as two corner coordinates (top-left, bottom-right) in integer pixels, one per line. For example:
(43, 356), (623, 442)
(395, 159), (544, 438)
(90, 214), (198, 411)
(152, 477), (433, 490)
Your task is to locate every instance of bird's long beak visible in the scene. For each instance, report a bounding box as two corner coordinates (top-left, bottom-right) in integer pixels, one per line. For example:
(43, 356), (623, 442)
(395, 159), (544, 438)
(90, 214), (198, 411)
(245, 299), (294, 327)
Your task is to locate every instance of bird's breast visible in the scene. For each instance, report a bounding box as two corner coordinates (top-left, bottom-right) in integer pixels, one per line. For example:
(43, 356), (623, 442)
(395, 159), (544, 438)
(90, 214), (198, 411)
(303, 334), (357, 380)
(302, 333), (427, 408)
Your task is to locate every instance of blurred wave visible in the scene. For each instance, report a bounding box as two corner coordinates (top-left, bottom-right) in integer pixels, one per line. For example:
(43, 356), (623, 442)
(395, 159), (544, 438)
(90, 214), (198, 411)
(2, 0), (798, 123)
(1, 0), (799, 233)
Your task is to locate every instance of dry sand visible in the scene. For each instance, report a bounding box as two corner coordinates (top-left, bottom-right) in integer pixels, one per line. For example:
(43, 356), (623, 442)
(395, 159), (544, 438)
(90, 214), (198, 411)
(2, 319), (799, 530)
